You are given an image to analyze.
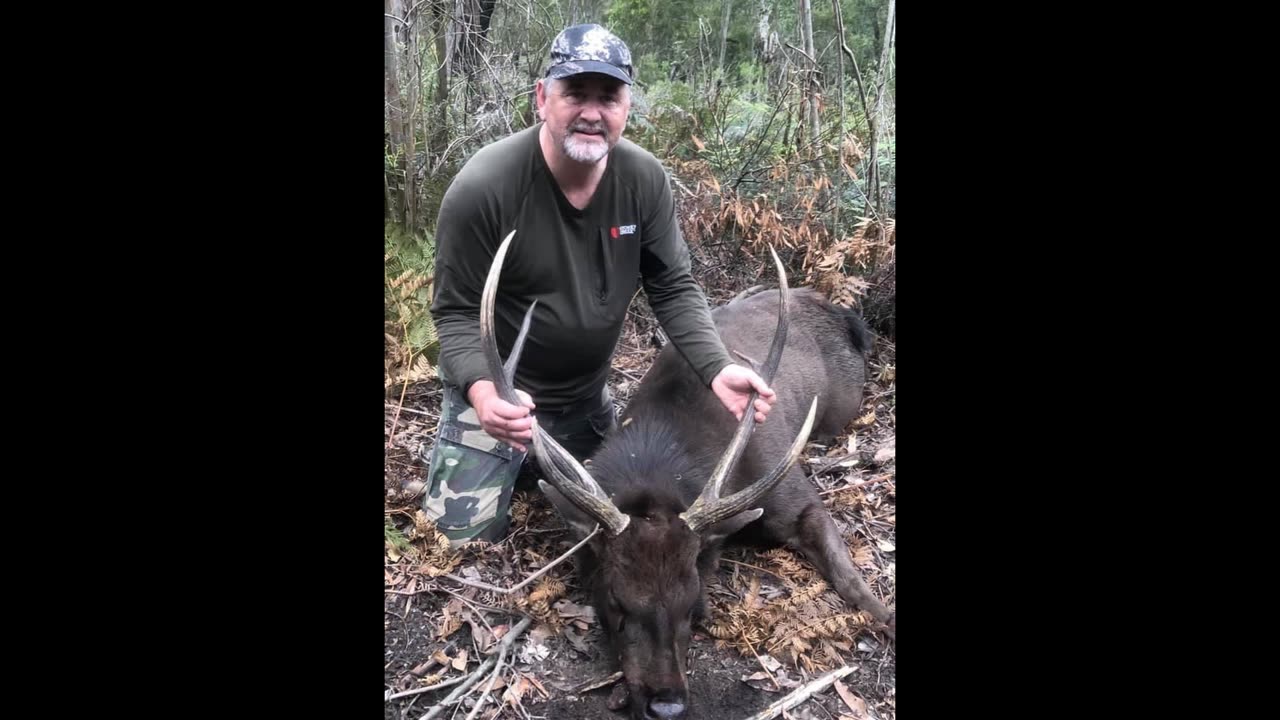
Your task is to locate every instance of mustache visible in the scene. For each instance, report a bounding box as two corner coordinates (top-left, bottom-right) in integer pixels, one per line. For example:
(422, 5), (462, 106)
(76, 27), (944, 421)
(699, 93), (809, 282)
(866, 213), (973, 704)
(568, 122), (606, 135)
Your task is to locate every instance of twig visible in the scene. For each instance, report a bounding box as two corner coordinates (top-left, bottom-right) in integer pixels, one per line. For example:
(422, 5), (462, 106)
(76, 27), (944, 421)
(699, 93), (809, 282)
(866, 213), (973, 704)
(447, 589), (499, 646)
(429, 129), (486, 178)
(434, 585), (516, 615)
(571, 671), (624, 694)
(732, 85), (793, 190)
(510, 687), (533, 720)
(418, 616), (534, 720)
(743, 629), (781, 692)
(720, 558), (789, 581)
(388, 322), (418, 448)
(611, 367), (645, 384)
(442, 526), (600, 595)
(405, 0), (433, 21)
(386, 673), (470, 701)
(737, 665), (856, 720)
(464, 615), (527, 720)
(783, 42), (818, 66)
(384, 584), (517, 618)
(386, 403), (438, 417)
(813, 697), (838, 720)
(820, 477), (891, 496)
(810, 452), (858, 476)
(672, 176), (697, 198)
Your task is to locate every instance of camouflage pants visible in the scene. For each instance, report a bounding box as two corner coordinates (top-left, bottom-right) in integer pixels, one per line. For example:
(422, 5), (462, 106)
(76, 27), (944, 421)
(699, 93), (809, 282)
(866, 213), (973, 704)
(423, 381), (617, 546)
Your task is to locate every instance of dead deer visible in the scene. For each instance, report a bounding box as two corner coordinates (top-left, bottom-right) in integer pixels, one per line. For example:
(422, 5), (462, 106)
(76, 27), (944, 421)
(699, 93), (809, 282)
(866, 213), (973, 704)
(479, 231), (894, 720)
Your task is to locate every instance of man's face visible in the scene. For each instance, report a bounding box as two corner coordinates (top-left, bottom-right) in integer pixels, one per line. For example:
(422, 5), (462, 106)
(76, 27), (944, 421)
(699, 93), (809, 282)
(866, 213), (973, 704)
(537, 74), (631, 164)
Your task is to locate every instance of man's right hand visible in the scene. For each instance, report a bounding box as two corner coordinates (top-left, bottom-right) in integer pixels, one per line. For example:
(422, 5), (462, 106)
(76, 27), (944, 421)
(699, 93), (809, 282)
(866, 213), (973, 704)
(467, 380), (537, 452)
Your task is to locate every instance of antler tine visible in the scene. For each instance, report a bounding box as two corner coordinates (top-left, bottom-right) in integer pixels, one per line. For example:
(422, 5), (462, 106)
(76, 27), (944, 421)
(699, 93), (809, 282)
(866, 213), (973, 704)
(480, 231), (526, 406)
(684, 396), (818, 532)
(503, 296), (535, 385)
(531, 428), (630, 535)
(681, 245), (789, 529)
(480, 231), (630, 535)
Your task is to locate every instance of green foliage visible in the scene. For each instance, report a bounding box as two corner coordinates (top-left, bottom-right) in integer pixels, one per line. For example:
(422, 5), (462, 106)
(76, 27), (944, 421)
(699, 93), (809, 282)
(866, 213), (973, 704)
(385, 0), (896, 292)
(385, 517), (411, 552)
(607, 0), (696, 62)
(385, 222), (439, 362)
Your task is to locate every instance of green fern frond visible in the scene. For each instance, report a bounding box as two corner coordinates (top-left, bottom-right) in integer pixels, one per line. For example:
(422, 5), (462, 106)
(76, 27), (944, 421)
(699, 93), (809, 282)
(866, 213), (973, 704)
(385, 518), (410, 551)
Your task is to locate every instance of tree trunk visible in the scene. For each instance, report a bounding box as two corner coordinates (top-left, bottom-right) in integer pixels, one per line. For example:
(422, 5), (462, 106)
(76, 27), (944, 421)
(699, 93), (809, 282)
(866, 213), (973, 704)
(831, 0), (847, 240)
(453, 0), (498, 76)
(756, 0), (776, 93)
(432, 0), (451, 153)
(798, 0), (820, 162)
(718, 0), (733, 81)
(869, 0), (895, 216)
(384, 0), (413, 228)
(405, 5), (421, 230)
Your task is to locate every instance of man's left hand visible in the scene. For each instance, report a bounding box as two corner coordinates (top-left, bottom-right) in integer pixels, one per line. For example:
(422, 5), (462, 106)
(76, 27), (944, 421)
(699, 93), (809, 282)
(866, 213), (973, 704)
(711, 364), (776, 423)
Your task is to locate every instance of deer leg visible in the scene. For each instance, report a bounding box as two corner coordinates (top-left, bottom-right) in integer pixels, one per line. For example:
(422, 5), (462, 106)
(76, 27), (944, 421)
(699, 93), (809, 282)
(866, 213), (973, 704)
(791, 503), (895, 638)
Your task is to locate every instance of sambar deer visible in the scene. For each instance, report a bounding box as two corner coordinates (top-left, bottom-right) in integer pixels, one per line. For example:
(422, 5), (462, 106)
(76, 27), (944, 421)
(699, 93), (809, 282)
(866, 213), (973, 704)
(479, 231), (894, 720)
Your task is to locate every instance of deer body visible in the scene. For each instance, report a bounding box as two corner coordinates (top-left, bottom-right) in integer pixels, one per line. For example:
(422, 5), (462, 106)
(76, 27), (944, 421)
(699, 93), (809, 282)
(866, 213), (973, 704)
(479, 234), (892, 720)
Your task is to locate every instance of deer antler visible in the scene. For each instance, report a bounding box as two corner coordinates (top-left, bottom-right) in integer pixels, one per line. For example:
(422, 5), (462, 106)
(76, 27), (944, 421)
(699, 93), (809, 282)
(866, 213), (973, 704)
(480, 231), (630, 535)
(681, 246), (819, 533)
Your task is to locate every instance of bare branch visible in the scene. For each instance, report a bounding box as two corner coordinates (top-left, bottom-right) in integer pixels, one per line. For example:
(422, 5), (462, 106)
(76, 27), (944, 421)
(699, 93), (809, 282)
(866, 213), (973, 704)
(737, 665), (856, 720)
(572, 671), (624, 694)
(385, 403), (437, 417)
(783, 42), (817, 66)
(385, 673), (470, 701)
(464, 614), (527, 720)
(442, 526), (600, 594)
(417, 616), (535, 720)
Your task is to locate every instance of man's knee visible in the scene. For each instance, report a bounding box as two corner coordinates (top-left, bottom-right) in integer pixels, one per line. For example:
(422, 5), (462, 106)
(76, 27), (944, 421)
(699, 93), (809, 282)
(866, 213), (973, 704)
(423, 440), (522, 545)
(422, 382), (525, 546)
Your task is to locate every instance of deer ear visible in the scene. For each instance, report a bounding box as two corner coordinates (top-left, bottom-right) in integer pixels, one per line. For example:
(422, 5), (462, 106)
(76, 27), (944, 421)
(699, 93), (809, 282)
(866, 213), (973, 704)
(701, 507), (764, 546)
(538, 480), (604, 540)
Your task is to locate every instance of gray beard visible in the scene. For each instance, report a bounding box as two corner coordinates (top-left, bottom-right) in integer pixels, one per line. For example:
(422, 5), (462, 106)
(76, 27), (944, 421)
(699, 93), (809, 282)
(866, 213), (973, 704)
(562, 130), (610, 163)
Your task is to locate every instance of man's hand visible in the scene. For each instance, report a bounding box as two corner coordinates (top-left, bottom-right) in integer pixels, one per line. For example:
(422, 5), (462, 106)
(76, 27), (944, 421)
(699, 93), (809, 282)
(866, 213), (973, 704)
(711, 364), (776, 423)
(467, 380), (537, 452)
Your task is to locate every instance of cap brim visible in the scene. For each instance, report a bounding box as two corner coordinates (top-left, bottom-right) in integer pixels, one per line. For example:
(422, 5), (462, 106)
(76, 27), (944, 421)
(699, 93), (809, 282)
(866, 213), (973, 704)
(546, 60), (633, 85)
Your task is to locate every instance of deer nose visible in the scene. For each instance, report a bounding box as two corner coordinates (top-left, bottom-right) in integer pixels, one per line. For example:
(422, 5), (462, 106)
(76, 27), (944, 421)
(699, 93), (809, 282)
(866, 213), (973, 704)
(646, 700), (686, 719)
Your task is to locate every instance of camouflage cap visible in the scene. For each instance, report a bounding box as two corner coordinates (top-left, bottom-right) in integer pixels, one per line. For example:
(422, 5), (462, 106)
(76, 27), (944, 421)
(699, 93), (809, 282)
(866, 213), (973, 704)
(546, 24), (633, 85)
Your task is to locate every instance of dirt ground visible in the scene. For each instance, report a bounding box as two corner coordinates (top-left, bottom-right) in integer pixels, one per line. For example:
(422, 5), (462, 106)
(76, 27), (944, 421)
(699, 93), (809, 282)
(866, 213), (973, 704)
(385, 291), (896, 720)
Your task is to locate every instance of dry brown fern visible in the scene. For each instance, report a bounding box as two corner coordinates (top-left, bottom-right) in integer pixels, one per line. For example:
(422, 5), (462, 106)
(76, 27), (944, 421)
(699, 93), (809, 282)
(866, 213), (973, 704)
(706, 541), (886, 672)
(407, 512), (461, 577)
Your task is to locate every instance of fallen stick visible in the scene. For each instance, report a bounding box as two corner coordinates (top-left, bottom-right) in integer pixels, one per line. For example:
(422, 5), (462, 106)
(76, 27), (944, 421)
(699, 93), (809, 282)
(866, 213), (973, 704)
(572, 671), (624, 694)
(417, 656), (498, 719)
(416, 616), (534, 720)
(743, 629), (780, 692)
(819, 476), (891, 495)
(385, 673), (469, 701)
(443, 526), (600, 595)
(738, 665), (856, 720)
(464, 615), (536, 720)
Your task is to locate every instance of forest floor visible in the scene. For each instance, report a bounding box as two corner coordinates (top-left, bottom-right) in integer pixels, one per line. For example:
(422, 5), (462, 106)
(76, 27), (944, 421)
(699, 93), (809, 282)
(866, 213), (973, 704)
(384, 276), (896, 720)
